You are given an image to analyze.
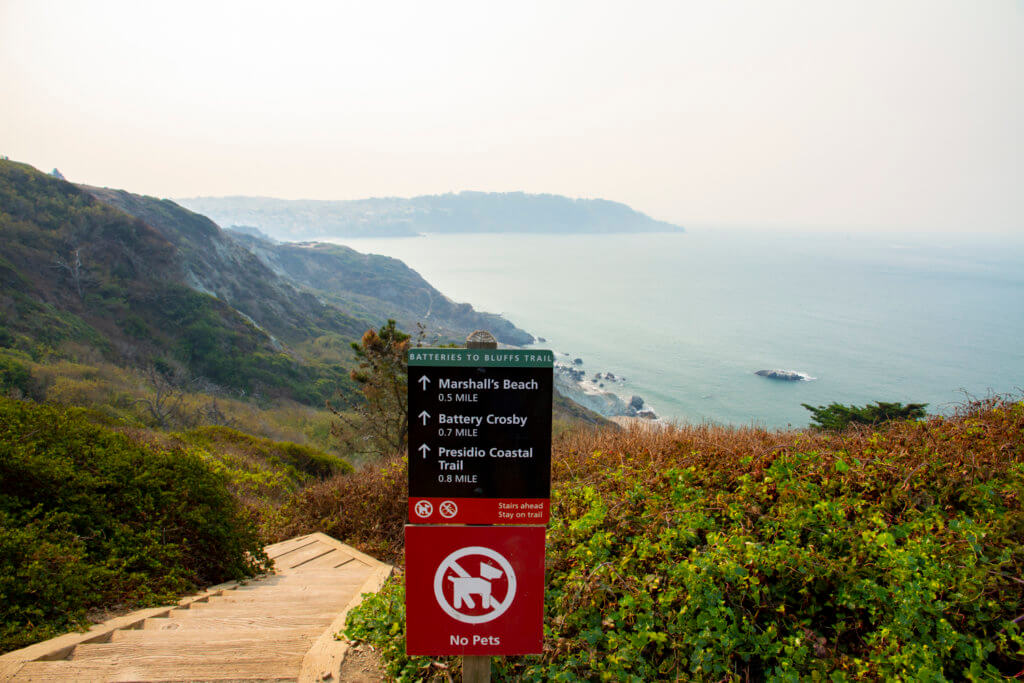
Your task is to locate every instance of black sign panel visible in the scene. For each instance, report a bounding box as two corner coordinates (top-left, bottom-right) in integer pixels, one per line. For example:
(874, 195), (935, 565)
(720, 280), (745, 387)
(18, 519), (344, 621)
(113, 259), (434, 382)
(407, 349), (553, 524)
(408, 364), (552, 499)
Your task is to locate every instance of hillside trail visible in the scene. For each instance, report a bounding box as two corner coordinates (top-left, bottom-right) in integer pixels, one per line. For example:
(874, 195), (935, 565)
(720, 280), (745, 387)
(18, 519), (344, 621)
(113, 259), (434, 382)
(0, 533), (392, 682)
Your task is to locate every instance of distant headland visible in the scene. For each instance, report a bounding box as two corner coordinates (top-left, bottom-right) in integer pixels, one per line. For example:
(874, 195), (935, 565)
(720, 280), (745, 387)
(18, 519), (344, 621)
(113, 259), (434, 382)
(177, 192), (684, 240)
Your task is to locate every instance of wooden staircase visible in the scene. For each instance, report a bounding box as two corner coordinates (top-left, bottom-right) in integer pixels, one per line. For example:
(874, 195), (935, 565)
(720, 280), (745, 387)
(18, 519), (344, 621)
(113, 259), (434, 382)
(0, 533), (392, 682)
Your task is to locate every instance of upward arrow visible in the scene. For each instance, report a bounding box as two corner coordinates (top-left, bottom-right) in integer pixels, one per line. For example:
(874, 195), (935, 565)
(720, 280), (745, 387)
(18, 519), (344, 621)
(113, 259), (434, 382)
(418, 375), (430, 390)
(418, 443), (431, 459)
(418, 410), (431, 426)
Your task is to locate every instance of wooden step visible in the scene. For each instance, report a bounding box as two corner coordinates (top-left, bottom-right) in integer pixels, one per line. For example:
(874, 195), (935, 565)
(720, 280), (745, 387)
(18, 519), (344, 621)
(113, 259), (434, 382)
(210, 587), (362, 603)
(110, 626), (315, 643)
(161, 604), (339, 619)
(68, 636), (313, 661)
(13, 658), (301, 681)
(137, 615), (327, 632)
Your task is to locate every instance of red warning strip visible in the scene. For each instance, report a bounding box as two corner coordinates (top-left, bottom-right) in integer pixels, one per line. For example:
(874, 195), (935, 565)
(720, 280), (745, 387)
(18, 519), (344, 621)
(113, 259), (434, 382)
(408, 497), (549, 525)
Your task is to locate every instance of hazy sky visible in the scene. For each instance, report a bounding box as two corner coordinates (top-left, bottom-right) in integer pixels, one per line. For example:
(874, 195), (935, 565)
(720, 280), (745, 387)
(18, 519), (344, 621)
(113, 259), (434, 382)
(2, 1), (1021, 233)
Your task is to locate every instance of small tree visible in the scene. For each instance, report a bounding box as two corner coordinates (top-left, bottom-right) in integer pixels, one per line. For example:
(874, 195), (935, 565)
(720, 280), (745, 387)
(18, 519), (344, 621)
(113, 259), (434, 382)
(802, 401), (928, 431)
(51, 247), (88, 300)
(134, 362), (192, 428)
(331, 320), (411, 458)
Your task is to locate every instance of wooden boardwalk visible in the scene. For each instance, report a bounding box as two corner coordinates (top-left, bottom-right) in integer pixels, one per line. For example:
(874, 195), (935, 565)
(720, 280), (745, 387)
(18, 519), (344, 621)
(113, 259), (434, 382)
(0, 533), (392, 682)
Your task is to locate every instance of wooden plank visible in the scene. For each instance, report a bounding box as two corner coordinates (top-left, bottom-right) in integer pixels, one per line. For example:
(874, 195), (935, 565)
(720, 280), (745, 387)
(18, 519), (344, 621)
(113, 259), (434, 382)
(111, 626), (314, 644)
(291, 549), (366, 572)
(213, 590), (358, 604)
(138, 615), (331, 632)
(275, 542), (334, 569)
(162, 606), (339, 620)
(13, 658), (302, 681)
(303, 533), (380, 568)
(264, 535), (315, 560)
(69, 636), (313, 661)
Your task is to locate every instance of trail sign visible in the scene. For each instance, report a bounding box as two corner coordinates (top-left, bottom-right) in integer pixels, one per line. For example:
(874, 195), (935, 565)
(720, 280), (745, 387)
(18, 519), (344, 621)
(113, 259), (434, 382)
(408, 348), (553, 525)
(405, 525), (545, 655)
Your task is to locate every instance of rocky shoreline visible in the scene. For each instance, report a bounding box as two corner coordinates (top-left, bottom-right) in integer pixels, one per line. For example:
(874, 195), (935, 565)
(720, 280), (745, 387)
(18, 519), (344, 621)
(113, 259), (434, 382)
(553, 356), (658, 421)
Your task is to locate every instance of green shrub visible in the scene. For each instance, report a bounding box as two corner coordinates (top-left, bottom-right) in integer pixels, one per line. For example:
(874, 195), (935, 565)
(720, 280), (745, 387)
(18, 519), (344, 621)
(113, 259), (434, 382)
(183, 425), (349, 479)
(0, 356), (30, 395)
(342, 577), (433, 680)
(802, 400), (928, 431)
(149, 425), (354, 536)
(0, 398), (271, 654)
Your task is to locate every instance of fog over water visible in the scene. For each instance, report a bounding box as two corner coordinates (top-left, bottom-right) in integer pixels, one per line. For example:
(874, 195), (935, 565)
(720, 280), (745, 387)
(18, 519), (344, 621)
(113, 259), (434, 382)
(331, 229), (1024, 428)
(4, 3), (1021, 235)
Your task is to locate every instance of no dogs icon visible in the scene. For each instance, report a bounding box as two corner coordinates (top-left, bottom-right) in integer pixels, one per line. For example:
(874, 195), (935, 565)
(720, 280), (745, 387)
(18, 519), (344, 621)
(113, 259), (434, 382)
(405, 525), (544, 655)
(433, 546), (516, 624)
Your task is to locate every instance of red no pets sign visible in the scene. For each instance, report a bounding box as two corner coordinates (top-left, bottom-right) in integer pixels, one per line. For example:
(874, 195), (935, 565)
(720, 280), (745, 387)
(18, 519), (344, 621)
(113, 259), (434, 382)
(405, 525), (545, 656)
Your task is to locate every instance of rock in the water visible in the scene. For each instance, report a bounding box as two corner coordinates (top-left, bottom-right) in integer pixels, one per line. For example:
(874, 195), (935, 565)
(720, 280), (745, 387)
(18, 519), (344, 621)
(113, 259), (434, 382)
(755, 369), (807, 381)
(637, 408), (658, 420)
(629, 395), (645, 410)
(556, 364), (586, 382)
(537, 337), (547, 343)
(573, 358), (583, 366)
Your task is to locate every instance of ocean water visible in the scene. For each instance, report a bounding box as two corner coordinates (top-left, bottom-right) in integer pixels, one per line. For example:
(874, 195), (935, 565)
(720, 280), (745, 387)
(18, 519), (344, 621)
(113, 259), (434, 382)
(328, 229), (1024, 428)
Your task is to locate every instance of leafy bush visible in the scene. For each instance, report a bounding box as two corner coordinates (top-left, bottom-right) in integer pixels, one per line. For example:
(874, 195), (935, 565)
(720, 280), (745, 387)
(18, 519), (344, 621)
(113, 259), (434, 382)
(182, 425), (349, 480)
(0, 398), (271, 654)
(342, 397), (1024, 680)
(0, 356), (30, 396)
(343, 576), (421, 679)
(154, 426), (353, 529)
(802, 400), (928, 431)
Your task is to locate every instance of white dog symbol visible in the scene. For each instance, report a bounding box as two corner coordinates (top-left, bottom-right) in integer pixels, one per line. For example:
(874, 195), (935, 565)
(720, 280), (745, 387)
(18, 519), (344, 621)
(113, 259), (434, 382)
(448, 563), (504, 609)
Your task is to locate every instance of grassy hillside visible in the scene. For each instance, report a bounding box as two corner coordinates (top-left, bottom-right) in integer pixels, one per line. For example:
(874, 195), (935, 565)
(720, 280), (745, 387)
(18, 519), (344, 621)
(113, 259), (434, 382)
(83, 185), (369, 346)
(321, 397), (1024, 680)
(0, 160), (356, 404)
(228, 233), (534, 346)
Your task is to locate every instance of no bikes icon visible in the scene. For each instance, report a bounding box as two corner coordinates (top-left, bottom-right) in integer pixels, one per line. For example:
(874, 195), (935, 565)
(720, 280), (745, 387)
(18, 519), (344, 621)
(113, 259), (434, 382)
(438, 500), (458, 518)
(433, 546), (516, 624)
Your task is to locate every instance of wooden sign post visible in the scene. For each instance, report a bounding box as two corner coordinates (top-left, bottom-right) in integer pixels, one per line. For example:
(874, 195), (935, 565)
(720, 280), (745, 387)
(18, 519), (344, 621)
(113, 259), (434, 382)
(464, 331), (497, 683)
(405, 331), (552, 683)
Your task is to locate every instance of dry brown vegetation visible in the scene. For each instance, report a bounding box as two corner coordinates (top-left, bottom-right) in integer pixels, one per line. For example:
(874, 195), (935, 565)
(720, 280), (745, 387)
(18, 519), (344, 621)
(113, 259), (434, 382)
(271, 396), (1024, 568)
(266, 455), (409, 562)
(555, 395), (1023, 494)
